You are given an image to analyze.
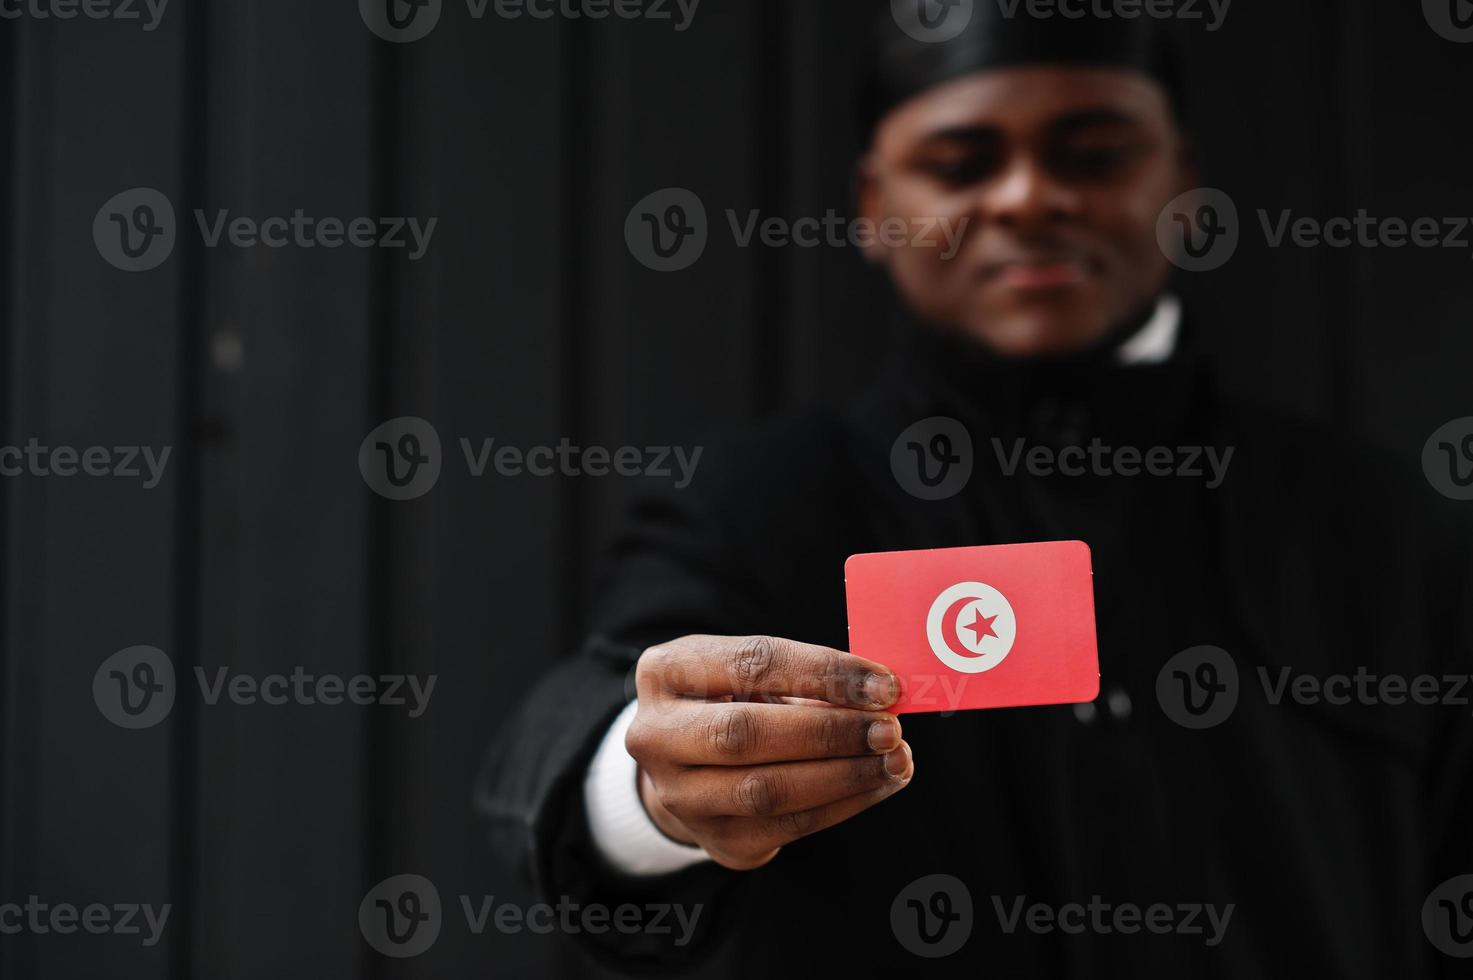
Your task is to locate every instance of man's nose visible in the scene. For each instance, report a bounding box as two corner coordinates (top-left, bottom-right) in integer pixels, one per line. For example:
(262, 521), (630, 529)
(976, 158), (1079, 229)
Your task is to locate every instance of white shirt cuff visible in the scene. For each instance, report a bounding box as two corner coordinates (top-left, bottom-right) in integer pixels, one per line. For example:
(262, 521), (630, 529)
(583, 699), (713, 876)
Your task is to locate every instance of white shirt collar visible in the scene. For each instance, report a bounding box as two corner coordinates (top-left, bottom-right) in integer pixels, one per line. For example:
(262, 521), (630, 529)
(1116, 295), (1182, 366)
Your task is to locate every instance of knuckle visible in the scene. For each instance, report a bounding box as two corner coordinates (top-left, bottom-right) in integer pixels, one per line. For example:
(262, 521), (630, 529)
(703, 825), (777, 870)
(623, 718), (654, 762)
(775, 808), (819, 839)
(850, 755), (887, 793)
(821, 660), (859, 704)
(635, 645), (671, 695)
(705, 707), (759, 757)
(729, 635), (783, 694)
(813, 710), (849, 755)
(735, 771), (786, 817)
(657, 785), (692, 820)
(704, 816), (732, 841)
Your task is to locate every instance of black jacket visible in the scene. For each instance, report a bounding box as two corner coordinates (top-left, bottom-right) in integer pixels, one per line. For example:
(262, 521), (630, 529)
(476, 318), (1473, 977)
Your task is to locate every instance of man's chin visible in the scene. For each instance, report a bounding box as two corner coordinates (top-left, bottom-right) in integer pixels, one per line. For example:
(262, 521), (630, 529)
(959, 301), (1118, 359)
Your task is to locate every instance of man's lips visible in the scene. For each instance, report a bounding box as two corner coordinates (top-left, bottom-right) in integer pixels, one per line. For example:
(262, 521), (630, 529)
(980, 257), (1092, 289)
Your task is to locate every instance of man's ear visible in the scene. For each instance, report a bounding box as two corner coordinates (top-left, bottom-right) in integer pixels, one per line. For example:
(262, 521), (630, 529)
(853, 153), (888, 266)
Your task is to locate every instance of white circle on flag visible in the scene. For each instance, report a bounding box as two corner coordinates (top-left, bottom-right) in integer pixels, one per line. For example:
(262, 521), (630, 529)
(926, 581), (1016, 674)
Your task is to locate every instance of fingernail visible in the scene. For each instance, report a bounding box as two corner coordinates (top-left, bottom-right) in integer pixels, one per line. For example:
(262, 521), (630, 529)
(864, 672), (898, 707)
(884, 742), (912, 778)
(867, 717), (901, 752)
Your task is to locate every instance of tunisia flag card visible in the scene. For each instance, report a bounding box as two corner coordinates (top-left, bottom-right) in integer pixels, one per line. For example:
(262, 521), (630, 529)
(844, 541), (1099, 715)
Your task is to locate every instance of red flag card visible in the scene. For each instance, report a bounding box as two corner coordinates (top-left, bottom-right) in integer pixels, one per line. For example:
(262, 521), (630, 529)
(844, 541), (1099, 715)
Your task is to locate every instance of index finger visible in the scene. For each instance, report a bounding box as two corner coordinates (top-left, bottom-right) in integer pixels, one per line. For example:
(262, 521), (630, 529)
(643, 635), (899, 708)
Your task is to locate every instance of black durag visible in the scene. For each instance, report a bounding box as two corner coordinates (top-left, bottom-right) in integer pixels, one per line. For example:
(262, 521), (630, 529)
(859, 0), (1190, 138)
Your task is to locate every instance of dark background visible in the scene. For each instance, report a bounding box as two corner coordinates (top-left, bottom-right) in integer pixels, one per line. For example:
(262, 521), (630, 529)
(1, 0), (1470, 976)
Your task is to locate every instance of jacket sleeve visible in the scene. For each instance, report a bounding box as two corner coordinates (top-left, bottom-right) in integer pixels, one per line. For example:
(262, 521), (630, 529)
(473, 450), (793, 974)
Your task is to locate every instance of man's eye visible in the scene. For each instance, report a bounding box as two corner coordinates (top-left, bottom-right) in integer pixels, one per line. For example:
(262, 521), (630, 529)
(918, 152), (1000, 186)
(1047, 143), (1144, 180)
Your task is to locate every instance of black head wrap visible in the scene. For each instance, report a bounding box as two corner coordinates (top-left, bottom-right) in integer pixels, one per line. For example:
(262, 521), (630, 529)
(859, 0), (1190, 139)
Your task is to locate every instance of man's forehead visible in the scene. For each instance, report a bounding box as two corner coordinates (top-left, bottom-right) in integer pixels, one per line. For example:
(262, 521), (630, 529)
(876, 66), (1172, 144)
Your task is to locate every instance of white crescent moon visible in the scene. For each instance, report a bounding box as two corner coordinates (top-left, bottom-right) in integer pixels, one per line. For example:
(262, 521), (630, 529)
(926, 581), (1016, 674)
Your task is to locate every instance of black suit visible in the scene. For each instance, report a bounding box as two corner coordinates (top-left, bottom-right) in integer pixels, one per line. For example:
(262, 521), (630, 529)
(477, 317), (1473, 977)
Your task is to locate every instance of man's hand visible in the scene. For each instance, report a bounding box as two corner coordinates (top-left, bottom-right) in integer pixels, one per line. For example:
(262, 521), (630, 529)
(625, 634), (913, 871)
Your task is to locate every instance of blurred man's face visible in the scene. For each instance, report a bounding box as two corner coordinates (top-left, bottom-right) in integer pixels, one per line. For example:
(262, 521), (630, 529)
(858, 66), (1193, 357)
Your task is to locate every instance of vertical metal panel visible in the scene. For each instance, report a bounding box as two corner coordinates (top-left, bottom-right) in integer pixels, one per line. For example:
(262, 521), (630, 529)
(572, 3), (773, 583)
(1, 9), (189, 979)
(375, 11), (573, 979)
(187, 2), (378, 975)
(1342, 0), (1473, 461)
(1161, 0), (1342, 421)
